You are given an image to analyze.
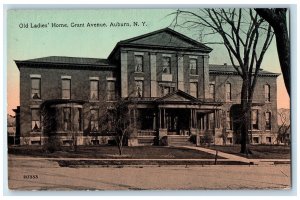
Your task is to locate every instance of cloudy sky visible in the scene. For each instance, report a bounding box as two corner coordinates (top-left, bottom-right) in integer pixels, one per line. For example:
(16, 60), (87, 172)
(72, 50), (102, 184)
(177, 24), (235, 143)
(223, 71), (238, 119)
(6, 9), (290, 115)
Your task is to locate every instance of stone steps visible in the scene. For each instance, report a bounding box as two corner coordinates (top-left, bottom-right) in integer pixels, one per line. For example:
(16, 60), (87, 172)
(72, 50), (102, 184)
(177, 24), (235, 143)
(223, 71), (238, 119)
(168, 136), (195, 146)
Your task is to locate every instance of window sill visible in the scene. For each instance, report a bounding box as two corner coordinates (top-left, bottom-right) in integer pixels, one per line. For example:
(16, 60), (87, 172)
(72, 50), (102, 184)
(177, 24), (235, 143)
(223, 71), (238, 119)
(31, 99), (42, 101)
(134, 71), (144, 74)
(190, 74), (199, 76)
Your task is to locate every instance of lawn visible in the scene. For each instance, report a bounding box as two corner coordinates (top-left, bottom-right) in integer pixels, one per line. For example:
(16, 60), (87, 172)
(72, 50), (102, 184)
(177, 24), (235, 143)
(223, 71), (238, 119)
(8, 145), (224, 159)
(208, 145), (291, 159)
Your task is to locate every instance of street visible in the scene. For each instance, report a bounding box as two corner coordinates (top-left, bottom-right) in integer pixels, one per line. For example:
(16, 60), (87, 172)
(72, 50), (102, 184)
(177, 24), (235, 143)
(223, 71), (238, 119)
(8, 155), (291, 190)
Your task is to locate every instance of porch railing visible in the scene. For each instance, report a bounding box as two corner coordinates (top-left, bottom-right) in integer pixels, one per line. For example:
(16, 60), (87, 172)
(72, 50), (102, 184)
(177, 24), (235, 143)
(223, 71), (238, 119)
(137, 130), (157, 136)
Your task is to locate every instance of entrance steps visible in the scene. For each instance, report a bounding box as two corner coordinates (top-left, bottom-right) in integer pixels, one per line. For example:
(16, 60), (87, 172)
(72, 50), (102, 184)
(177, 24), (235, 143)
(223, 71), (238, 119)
(167, 135), (195, 146)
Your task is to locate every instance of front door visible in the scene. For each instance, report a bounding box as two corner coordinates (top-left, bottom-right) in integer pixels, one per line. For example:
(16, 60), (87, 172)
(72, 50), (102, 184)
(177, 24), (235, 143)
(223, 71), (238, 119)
(167, 109), (190, 135)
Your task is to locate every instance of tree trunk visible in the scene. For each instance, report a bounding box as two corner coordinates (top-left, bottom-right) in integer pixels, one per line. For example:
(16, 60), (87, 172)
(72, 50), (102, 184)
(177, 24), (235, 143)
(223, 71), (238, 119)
(274, 24), (290, 96)
(118, 140), (123, 155)
(240, 77), (250, 154)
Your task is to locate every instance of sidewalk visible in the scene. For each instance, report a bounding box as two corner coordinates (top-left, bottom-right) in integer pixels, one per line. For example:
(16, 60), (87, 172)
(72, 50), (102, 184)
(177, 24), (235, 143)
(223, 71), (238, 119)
(183, 146), (291, 165)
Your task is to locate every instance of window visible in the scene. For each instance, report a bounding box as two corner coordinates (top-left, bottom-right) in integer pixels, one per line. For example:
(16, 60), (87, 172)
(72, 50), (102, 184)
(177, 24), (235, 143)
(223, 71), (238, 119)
(266, 137), (272, 144)
(90, 80), (99, 100)
(160, 85), (175, 96)
(189, 59), (197, 75)
(253, 137), (259, 144)
(265, 112), (271, 130)
(63, 108), (71, 131)
(190, 82), (198, 98)
(31, 78), (41, 99)
(107, 81), (116, 101)
(31, 109), (41, 132)
(135, 55), (143, 72)
(226, 83), (231, 101)
(73, 108), (82, 132)
(135, 81), (143, 97)
(251, 109), (259, 130)
(209, 84), (215, 100)
(162, 57), (171, 74)
(90, 109), (99, 132)
(226, 111), (232, 130)
(62, 79), (71, 99)
(264, 84), (270, 102)
(209, 113), (215, 130)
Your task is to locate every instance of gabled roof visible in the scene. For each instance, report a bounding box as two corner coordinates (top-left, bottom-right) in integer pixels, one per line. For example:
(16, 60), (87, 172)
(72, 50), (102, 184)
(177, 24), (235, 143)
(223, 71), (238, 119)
(209, 64), (280, 77)
(156, 90), (200, 103)
(108, 28), (212, 59)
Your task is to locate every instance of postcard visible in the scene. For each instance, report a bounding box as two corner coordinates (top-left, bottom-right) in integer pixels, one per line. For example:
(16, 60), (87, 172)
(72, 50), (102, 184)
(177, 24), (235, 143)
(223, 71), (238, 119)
(6, 8), (291, 191)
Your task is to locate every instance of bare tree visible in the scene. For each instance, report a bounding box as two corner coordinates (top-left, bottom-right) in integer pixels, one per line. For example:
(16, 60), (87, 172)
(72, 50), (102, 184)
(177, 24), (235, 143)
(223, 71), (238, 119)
(276, 109), (290, 145)
(255, 8), (290, 96)
(171, 9), (274, 153)
(103, 97), (133, 155)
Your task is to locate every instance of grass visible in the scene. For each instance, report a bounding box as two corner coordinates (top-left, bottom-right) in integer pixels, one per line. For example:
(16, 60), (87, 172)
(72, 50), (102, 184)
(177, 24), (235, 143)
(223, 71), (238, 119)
(208, 144), (291, 159)
(8, 145), (224, 159)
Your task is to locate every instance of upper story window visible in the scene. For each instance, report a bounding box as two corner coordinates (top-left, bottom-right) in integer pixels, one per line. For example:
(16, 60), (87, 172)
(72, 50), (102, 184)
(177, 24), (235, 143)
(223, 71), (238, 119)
(189, 59), (197, 75)
(209, 84), (215, 100)
(62, 77), (71, 99)
(90, 80), (99, 100)
(264, 84), (270, 102)
(135, 55), (143, 72)
(162, 56), (171, 74)
(265, 112), (271, 130)
(107, 81), (116, 101)
(226, 83), (232, 101)
(90, 109), (99, 132)
(160, 85), (175, 96)
(190, 82), (198, 98)
(31, 108), (41, 132)
(251, 109), (259, 130)
(31, 77), (41, 99)
(135, 80), (143, 97)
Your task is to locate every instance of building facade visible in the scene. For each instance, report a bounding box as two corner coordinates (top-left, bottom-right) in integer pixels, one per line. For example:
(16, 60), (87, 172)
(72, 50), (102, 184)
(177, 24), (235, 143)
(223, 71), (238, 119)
(15, 28), (279, 146)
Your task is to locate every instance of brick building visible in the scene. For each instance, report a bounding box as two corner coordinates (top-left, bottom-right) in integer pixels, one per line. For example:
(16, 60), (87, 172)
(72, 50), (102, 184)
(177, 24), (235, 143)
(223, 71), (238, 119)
(15, 28), (279, 146)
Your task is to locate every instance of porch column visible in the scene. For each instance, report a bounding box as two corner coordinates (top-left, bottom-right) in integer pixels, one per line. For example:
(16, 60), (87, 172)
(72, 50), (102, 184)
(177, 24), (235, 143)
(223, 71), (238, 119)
(194, 110), (197, 129)
(159, 108), (162, 129)
(153, 112), (156, 130)
(133, 108), (137, 130)
(129, 108), (132, 126)
(163, 109), (166, 129)
(190, 109), (193, 129)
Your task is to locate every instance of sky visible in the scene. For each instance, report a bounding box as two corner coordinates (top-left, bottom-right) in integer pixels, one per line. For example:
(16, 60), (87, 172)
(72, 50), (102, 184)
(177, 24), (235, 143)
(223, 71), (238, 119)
(6, 9), (290, 115)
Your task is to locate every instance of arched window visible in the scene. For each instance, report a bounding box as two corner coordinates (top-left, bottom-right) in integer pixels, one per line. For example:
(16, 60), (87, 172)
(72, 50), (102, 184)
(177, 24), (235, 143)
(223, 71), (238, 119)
(225, 83), (231, 101)
(264, 84), (270, 102)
